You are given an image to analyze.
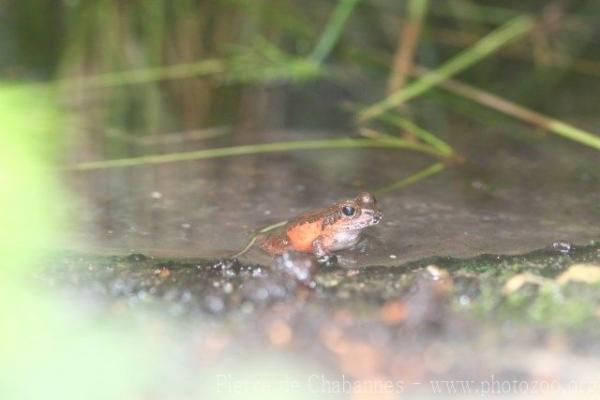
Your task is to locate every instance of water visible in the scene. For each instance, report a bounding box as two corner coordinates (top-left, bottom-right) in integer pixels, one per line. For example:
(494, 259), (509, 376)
(63, 120), (600, 265)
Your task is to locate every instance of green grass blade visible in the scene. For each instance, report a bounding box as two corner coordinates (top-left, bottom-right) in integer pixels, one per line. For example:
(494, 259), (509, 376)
(381, 114), (454, 156)
(63, 137), (442, 171)
(544, 121), (600, 151)
(60, 59), (225, 89)
(413, 68), (600, 151)
(310, 0), (361, 63)
(231, 220), (289, 258)
(374, 162), (446, 196)
(359, 15), (534, 122)
(434, 0), (520, 25)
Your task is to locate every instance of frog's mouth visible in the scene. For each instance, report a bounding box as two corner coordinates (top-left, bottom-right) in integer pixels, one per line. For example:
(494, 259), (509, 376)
(362, 209), (383, 226)
(372, 212), (383, 224)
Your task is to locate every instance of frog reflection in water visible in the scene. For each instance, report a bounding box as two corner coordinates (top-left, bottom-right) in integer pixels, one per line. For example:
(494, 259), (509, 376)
(260, 192), (383, 263)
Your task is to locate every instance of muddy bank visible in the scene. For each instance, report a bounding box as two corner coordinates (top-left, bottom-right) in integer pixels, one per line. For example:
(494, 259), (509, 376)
(40, 241), (600, 395)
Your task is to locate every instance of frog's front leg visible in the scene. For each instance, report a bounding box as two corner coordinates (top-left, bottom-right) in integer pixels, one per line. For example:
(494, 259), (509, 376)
(312, 236), (337, 266)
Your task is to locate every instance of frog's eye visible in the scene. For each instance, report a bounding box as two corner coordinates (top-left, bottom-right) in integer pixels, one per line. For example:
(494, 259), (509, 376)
(342, 206), (355, 217)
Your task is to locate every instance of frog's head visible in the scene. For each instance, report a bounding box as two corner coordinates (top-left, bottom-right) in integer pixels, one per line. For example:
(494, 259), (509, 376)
(330, 192), (383, 231)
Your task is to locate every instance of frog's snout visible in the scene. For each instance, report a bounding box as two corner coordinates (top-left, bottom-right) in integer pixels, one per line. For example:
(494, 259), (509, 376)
(369, 209), (383, 225)
(372, 210), (383, 224)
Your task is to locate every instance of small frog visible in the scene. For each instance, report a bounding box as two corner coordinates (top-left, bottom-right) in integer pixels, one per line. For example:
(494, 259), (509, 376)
(260, 192), (383, 263)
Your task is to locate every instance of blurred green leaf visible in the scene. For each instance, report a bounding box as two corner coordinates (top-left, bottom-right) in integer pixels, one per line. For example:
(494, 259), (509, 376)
(0, 84), (63, 273)
(0, 83), (153, 400)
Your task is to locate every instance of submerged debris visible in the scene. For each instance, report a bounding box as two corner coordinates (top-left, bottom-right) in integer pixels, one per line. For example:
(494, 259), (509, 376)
(552, 240), (574, 255)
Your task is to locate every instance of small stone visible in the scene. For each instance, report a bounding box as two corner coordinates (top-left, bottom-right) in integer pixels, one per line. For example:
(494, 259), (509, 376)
(158, 268), (171, 279)
(380, 300), (408, 325)
(426, 265), (448, 281)
(552, 240), (573, 254)
(205, 295), (224, 313)
(222, 282), (233, 294)
(268, 320), (293, 348)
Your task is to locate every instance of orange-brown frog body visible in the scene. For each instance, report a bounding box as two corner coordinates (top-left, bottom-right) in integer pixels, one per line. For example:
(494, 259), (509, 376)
(260, 192), (383, 261)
